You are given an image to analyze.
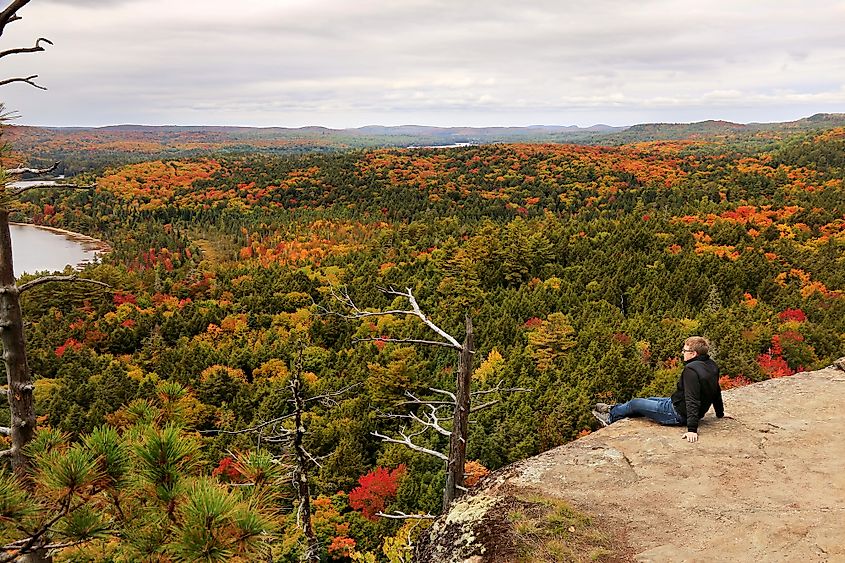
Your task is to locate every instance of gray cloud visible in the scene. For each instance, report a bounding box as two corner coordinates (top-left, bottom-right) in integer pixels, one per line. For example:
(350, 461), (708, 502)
(1, 0), (843, 127)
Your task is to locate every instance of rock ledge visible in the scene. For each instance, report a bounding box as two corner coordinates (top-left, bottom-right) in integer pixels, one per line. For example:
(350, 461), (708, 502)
(419, 365), (845, 562)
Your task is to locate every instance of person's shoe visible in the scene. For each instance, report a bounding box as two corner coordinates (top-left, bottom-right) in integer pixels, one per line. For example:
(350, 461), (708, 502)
(594, 402), (612, 414)
(591, 409), (610, 427)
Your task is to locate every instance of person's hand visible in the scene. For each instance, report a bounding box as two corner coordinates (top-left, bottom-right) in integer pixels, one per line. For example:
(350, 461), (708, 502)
(682, 432), (698, 443)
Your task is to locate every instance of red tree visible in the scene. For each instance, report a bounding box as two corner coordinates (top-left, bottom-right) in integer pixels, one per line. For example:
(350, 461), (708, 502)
(348, 465), (406, 520)
(778, 308), (807, 323)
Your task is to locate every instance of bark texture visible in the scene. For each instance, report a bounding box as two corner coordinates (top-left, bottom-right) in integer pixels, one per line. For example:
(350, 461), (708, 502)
(291, 355), (319, 563)
(0, 210), (35, 477)
(442, 315), (474, 509)
(0, 211), (50, 563)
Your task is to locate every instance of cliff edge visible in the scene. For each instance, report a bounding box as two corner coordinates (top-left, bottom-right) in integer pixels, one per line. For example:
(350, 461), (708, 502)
(418, 363), (845, 562)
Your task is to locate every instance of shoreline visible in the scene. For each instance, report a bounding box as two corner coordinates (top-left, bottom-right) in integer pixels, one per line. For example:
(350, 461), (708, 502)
(9, 222), (112, 254)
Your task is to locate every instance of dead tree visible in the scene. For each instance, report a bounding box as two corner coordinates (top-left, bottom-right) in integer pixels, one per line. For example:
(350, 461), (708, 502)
(329, 286), (529, 510)
(0, 171), (102, 475)
(0, 5), (109, 562)
(203, 343), (357, 563)
(0, 0), (106, 479)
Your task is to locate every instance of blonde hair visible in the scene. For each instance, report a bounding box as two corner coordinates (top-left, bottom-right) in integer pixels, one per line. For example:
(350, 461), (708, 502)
(685, 336), (710, 356)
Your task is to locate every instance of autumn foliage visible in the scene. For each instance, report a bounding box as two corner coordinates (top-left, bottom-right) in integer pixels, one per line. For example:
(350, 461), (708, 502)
(5, 121), (845, 560)
(349, 465), (406, 520)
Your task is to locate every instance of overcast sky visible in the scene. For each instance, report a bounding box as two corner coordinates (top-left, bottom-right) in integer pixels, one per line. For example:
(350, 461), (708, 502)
(0, 0), (843, 128)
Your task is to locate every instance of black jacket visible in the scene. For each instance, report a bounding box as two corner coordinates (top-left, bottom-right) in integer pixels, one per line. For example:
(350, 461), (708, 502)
(671, 354), (723, 432)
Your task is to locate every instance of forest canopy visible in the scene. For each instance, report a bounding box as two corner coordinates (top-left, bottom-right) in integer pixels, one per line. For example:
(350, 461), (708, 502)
(2, 124), (844, 560)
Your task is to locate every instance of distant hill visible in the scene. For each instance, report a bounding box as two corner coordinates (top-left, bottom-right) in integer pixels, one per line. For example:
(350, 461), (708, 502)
(601, 113), (845, 144)
(3, 122), (626, 173)
(4, 114), (845, 174)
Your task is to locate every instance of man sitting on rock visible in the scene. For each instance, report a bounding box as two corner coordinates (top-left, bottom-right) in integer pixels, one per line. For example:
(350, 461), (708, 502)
(592, 336), (724, 443)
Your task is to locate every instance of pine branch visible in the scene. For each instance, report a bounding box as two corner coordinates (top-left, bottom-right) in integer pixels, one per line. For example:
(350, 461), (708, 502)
(0, 497), (87, 562)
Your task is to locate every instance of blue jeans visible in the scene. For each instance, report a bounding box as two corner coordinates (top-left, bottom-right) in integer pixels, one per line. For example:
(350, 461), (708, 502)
(609, 397), (683, 426)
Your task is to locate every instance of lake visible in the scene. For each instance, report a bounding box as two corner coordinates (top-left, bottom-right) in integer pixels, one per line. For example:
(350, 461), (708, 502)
(9, 223), (106, 277)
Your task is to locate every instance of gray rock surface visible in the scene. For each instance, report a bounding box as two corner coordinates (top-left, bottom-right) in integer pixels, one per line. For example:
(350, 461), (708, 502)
(422, 366), (845, 562)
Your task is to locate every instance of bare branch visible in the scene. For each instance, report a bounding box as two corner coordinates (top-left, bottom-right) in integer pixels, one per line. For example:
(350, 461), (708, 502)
(0, 426), (9, 436)
(0, 37), (52, 59)
(262, 431), (295, 444)
(0, 449), (12, 458)
(401, 399), (453, 407)
(412, 408), (451, 436)
(379, 405), (452, 437)
(1, 538), (92, 552)
(323, 286), (412, 318)
(0, 74), (45, 90)
(376, 511), (437, 520)
(469, 400), (499, 413)
(338, 309), (415, 320)
(9, 183), (94, 196)
(41, 539), (91, 550)
(303, 382), (361, 405)
(471, 381), (532, 397)
(0, 0), (30, 36)
(428, 387), (457, 402)
(352, 336), (458, 349)
(327, 286), (462, 349)
(372, 430), (448, 461)
(403, 390), (452, 406)
(302, 449), (326, 469)
(379, 286), (411, 298)
(199, 412), (295, 435)
(5, 161), (58, 175)
(394, 286), (462, 348)
(400, 392), (453, 433)
(17, 275), (111, 294)
(468, 381), (532, 412)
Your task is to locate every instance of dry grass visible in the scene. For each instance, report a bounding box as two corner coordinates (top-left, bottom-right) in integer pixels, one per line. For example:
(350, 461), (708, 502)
(501, 493), (627, 563)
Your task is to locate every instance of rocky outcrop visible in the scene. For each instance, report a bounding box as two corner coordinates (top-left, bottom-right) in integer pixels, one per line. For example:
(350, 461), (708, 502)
(418, 363), (845, 562)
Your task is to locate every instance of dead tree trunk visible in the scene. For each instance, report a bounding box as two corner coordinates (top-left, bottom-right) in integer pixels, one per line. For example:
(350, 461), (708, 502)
(0, 209), (35, 478)
(330, 287), (526, 516)
(443, 315), (473, 508)
(0, 208), (49, 563)
(290, 358), (319, 563)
